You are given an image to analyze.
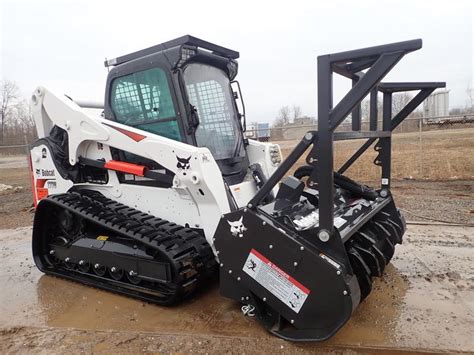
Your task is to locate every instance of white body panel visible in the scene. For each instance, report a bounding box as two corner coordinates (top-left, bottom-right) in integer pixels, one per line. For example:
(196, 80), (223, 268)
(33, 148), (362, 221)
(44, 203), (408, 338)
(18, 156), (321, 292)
(30, 143), (74, 201)
(30, 86), (282, 253)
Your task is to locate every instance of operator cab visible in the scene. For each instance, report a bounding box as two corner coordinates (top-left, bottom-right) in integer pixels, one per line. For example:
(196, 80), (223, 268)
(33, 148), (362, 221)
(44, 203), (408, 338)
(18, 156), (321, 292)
(103, 35), (248, 184)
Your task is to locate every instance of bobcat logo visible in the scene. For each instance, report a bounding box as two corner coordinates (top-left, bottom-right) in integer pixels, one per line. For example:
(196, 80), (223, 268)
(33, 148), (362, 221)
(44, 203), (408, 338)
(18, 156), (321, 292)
(35, 168), (41, 176)
(41, 148), (47, 159)
(176, 155), (191, 175)
(227, 216), (247, 238)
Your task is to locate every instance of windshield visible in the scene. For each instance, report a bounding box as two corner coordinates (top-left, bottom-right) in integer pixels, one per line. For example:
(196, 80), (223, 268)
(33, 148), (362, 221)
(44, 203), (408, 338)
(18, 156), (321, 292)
(183, 64), (242, 160)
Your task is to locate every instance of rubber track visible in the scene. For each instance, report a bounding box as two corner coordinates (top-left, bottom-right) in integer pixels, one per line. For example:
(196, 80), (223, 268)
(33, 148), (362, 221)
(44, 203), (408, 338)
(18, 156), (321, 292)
(35, 190), (216, 305)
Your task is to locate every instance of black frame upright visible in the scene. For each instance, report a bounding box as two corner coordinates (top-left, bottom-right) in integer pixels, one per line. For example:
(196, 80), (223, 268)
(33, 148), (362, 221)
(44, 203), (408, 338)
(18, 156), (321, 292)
(248, 39), (445, 239)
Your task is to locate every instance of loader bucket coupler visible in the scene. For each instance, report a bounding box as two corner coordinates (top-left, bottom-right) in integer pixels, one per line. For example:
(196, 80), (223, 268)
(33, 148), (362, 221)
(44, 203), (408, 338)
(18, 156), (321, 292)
(215, 39), (445, 341)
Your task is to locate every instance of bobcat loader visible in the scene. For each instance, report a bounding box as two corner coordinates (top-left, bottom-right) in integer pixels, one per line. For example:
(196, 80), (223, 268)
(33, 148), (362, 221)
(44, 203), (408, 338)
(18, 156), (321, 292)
(29, 35), (444, 341)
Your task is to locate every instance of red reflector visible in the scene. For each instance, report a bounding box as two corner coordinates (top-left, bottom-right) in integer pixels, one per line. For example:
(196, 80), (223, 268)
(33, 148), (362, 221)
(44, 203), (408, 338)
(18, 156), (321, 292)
(104, 160), (146, 176)
(36, 187), (49, 200)
(103, 123), (146, 142)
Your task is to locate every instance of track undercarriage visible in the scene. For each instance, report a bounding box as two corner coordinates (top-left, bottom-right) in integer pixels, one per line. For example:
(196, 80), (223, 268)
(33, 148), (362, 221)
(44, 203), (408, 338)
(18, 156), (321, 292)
(32, 190), (216, 305)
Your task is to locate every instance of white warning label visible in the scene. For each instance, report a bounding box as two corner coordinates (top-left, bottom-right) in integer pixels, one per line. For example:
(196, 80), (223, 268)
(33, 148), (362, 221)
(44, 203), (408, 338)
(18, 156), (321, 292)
(242, 248), (310, 313)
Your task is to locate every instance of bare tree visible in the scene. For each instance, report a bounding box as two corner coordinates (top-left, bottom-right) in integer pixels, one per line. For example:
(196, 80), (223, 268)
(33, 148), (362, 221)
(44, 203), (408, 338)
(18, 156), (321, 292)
(273, 106), (291, 127)
(0, 80), (19, 144)
(360, 92), (417, 129)
(292, 105), (302, 120)
(13, 100), (35, 131)
(360, 99), (370, 121)
(392, 92), (413, 116)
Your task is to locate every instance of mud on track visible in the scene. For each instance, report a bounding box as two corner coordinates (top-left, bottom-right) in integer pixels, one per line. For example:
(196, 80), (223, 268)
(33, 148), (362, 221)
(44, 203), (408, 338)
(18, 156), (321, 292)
(0, 224), (472, 354)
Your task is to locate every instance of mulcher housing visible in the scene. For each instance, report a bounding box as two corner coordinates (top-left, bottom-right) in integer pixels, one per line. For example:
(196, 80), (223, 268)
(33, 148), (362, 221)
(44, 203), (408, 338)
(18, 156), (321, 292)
(215, 39), (445, 340)
(29, 35), (444, 342)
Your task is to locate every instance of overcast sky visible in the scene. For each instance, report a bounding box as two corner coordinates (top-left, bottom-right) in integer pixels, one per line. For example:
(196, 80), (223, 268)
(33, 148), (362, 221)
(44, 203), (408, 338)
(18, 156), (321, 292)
(1, 0), (472, 122)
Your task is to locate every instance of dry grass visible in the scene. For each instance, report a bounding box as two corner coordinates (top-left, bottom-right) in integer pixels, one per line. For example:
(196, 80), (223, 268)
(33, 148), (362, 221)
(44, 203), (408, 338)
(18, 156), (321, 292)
(279, 128), (474, 182)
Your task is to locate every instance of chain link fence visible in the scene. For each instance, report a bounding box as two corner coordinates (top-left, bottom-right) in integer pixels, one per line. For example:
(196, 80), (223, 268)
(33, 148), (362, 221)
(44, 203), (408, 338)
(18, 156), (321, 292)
(1, 115), (473, 181)
(247, 115), (474, 181)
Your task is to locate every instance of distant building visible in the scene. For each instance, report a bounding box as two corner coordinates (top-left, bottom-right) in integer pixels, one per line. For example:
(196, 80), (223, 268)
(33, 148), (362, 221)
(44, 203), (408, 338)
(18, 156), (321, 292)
(279, 116), (317, 140)
(423, 90), (449, 117)
(245, 122), (270, 141)
(293, 116), (316, 125)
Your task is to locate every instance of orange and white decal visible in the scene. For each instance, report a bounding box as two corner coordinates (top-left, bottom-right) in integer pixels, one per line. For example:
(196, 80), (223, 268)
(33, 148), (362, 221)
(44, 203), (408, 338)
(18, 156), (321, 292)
(103, 122), (146, 142)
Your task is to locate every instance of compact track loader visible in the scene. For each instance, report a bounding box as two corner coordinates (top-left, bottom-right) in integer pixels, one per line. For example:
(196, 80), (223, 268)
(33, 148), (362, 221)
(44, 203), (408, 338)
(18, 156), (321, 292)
(29, 35), (444, 341)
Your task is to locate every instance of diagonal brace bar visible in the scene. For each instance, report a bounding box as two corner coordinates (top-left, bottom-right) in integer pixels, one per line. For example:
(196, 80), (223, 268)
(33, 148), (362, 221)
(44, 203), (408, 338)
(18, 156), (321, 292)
(390, 88), (436, 130)
(329, 51), (405, 130)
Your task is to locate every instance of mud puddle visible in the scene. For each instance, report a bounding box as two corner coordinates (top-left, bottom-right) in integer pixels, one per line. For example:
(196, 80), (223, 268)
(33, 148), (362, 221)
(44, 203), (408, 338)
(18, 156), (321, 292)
(1, 225), (473, 353)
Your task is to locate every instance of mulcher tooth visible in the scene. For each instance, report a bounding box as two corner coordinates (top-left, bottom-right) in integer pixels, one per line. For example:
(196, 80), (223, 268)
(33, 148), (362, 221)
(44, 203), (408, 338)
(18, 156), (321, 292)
(372, 220), (398, 245)
(368, 244), (386, 273)
(355, 232), (387, 274)
(356, 230), (377, 245)
(364, 226), (395, 263)
(372, 212), (402, 244)
(353, 243), (383, 277)
(376, 219), (400, 245)
(347, 247), (372, 300)
(386, 217), (404, 243)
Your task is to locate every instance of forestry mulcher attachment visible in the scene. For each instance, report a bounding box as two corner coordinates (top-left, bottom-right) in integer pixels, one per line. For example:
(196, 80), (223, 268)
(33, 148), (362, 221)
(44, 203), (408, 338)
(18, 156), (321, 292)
(29, 36), (444, 341)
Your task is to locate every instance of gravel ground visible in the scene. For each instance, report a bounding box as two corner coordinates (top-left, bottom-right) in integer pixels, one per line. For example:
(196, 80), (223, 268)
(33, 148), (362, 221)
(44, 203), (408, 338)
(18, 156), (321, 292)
(391, 179), (473, 225)
(0, 164), (34, 229)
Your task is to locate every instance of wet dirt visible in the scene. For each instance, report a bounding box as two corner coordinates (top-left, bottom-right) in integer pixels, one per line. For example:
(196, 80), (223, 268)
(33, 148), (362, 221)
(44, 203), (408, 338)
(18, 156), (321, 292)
(1, 225), (472, 353)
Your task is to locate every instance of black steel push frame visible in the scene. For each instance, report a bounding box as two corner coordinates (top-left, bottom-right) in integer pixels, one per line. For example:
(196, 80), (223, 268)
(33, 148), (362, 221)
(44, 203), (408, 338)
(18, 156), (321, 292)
(248, 39), (445, 239)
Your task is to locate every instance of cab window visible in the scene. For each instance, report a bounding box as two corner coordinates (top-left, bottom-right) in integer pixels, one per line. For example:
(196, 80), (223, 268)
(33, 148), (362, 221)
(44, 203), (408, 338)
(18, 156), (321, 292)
(110, 67), (181, 141)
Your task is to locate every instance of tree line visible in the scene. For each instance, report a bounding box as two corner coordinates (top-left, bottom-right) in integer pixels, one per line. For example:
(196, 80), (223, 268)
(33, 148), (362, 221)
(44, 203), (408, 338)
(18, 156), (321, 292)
(273, 105), (316, 127)
(0, 80), (36, 146)
(273, 93), (420, 129)
(273, 86), (474, 128)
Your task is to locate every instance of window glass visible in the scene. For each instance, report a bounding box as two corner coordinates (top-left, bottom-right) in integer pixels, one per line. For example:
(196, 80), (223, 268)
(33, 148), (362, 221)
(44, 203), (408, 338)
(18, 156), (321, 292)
(111, 67), (181, 140)
(184, 64), (241, 160)
(135, 121), (181, 141)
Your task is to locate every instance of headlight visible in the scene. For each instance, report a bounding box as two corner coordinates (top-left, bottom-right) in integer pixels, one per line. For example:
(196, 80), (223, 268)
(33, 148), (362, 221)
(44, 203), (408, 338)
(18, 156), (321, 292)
(227, 59), (239, 80)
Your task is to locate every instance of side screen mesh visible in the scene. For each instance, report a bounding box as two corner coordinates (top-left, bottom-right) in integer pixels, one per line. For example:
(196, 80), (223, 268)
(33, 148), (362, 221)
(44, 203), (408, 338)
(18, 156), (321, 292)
(110, 67), (181, 141)
(111, 68), (175, 124)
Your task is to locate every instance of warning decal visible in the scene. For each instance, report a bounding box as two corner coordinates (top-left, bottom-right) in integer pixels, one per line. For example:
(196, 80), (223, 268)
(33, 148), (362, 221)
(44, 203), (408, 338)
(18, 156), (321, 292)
(242, 248), (310, 313)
